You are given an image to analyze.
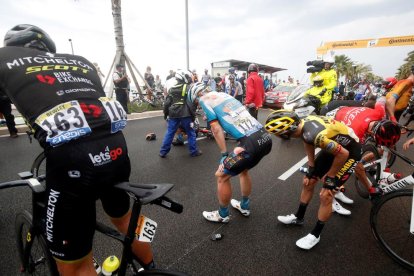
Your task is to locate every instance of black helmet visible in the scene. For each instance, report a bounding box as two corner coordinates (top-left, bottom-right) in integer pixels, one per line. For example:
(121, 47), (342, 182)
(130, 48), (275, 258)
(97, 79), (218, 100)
(248, 63), (259, 73)
(4, 24), (56, 53)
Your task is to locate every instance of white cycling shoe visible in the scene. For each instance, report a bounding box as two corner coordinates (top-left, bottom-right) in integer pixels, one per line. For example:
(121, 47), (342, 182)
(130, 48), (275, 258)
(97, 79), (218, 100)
(334, 191), (354, 204)
(296, 233), (320, 250)
(332, 198), (351, 216)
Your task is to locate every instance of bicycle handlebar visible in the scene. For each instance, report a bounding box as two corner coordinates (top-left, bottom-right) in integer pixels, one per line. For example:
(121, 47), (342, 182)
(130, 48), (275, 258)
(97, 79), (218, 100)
(0, 172), (46, 193)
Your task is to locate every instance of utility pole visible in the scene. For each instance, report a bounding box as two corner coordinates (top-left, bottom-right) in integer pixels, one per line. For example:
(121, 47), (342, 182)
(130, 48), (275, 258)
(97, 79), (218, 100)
(68, 38), (74, 55)
(185, 0), (189, 70)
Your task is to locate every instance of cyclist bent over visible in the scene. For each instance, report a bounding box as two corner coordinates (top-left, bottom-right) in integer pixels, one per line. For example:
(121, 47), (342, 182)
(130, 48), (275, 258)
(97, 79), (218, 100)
(196, 88), (272, 223)
(265, 110), (361, 250)
(0, 24), (154, 275)
(326, 97), (401, 196)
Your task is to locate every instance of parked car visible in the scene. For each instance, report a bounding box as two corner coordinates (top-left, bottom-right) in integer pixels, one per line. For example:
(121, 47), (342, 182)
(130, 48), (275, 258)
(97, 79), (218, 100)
(264, 84), (297, 109)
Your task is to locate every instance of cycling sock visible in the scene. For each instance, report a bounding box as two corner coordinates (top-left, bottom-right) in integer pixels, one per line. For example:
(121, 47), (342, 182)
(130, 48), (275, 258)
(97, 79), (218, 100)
(310, 220), (325, 238)
(219, 205), (229, 217)
(295, 202), (308, 220)
(240, 196), (250, 210)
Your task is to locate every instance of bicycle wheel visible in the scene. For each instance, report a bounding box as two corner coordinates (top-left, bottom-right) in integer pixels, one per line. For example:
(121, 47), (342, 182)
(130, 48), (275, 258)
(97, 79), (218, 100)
(355, 143), (381, 199)
(30, 152), (46, 177)
(370, 189), (414, 271)
(15, 210), (58, 275)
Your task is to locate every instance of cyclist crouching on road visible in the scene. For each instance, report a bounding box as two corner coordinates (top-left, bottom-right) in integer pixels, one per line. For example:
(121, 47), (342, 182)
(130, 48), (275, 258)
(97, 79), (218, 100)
(192, 84), (272, 223)
(0, 24), (155, 274)
(265, 110), (361, 250)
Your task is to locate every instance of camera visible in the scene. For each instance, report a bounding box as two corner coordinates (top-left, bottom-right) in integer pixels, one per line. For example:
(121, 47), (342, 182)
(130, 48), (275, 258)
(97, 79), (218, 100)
(306, 60), (324, 73)
(306, 60), (325, 67)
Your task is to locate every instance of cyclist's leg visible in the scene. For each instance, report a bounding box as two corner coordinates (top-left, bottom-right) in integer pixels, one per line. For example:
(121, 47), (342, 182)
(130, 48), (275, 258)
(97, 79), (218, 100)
(109, 211), (154, 267)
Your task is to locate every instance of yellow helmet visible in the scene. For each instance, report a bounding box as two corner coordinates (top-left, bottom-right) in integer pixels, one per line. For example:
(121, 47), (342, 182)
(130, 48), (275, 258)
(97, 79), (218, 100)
(265, 109), (301, 137)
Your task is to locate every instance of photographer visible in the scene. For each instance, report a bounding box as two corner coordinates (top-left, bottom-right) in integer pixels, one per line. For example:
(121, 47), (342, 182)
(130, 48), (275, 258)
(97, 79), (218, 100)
(306, 57), (337, 107)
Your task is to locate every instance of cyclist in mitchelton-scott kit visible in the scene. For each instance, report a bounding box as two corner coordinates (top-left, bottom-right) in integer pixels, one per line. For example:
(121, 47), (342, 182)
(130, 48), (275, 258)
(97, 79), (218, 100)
(265, 110), (362, 250)
(196, 87), (273, 223)
(0, 24), (154, 275)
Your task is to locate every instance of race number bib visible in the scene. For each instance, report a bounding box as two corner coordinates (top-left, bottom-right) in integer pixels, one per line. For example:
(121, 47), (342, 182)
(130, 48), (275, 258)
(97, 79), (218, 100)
(135, 215), (157, 243)
(99, 97), (127, 133)
(35, 101), (91, 146)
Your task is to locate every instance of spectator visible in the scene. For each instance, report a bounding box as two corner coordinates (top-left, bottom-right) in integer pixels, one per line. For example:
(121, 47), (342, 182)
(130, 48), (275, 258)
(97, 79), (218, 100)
(113, 63), (130, 114)
(264, 76), (270, 91)
(160, 70), (202, 158)
(144, 66), (155, 88)
(214, 73), (223, 92)
(338, 81), (345, 97)
(192, 69), (199, 82)
(245, 63), (265, 119)
(0, 90), (18, 138)
(200, 91), (272, 223)
(166, 69), (175, 81)
(385, 65), (414, 122)
(225, 74), (243, 103)
(238, 72), (247, 99)
(201, 69), (211, 86)
(353, 77), (372, 101)
(154, 74), (163, 91)
(0, 23), (154, 274)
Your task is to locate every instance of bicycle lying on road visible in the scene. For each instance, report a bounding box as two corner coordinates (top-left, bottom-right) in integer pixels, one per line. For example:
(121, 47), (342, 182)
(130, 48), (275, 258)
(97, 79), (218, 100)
(1, 152), (187, 275)
(354, 128), (414, 272)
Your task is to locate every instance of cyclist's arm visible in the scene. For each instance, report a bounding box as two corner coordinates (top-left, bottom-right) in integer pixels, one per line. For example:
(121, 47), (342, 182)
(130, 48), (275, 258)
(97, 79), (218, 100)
(403, 137), (414, 150)
(316, 134), (349, 178)
(304, 142), (316, 167)
(210, 121), (227, 154)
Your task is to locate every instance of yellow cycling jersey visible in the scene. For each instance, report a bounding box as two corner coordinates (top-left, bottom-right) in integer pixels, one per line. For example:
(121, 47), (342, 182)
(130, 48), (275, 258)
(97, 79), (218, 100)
(385, 79), (413, 111)
(301, 115), (359, 154)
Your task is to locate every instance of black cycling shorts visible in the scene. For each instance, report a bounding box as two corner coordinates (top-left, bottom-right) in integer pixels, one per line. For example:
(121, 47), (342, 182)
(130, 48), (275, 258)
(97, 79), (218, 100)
(44, 132), (131, 261)
(312, 140), (362, 186)
(223, 128), (272, 176)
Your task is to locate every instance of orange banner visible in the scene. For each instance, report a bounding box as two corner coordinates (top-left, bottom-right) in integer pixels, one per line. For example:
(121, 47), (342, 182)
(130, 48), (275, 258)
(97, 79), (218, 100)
(317, 35), (414, 54)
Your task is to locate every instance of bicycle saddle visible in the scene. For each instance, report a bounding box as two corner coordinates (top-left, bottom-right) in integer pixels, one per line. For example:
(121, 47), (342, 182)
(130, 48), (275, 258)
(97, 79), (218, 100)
(114, 182), (174, 205)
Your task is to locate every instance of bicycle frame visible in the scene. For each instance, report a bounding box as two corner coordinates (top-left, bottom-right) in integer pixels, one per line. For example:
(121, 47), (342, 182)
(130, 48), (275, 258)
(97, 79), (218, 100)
(362, 146), (414, 234)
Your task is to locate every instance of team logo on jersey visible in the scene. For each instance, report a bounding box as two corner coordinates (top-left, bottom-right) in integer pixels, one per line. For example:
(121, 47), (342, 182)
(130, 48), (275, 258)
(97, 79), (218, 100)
(80, 103), (103, 118)
(89, 146), (123, 166)
(37, 74), (56, 85)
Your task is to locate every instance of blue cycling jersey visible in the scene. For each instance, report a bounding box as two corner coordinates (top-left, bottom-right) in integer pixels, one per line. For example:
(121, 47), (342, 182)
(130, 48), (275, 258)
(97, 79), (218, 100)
(199, 92), (262, 139)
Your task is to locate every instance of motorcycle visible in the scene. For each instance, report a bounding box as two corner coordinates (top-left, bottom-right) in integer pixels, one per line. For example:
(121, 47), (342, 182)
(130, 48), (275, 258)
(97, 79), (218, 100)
(283, 84), (323, 118)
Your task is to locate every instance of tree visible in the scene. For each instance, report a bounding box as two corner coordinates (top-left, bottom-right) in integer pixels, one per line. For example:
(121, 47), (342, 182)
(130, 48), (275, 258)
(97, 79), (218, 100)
(396, 50), (414, 79)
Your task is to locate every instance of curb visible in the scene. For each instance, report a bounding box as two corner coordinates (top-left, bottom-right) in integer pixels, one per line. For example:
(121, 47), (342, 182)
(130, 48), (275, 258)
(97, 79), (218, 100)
(0, 110), (164, 137)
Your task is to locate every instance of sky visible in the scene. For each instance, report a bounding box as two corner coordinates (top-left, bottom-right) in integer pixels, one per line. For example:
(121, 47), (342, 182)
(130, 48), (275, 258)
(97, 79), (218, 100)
(1, 0), (413, 86)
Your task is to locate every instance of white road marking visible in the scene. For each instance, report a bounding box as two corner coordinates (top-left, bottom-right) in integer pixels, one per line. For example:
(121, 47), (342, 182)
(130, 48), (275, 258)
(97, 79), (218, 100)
(278, 148), (321, 181)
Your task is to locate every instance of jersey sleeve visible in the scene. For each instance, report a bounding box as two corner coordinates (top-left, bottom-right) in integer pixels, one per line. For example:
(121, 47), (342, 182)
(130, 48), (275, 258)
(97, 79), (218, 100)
(315, 132), (342, 155)
(199, 99), (217, 122)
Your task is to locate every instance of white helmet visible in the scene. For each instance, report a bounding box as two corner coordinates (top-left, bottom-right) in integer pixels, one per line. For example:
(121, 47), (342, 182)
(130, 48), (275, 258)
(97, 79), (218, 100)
(175, 69), (193, 84)
(324, 56), (335, 64)
(188, 82), (206, 103)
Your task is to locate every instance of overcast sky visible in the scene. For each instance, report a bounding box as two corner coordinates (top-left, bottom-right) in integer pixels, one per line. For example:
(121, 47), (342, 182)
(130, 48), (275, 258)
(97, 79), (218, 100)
(1, 0), (413, 85)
